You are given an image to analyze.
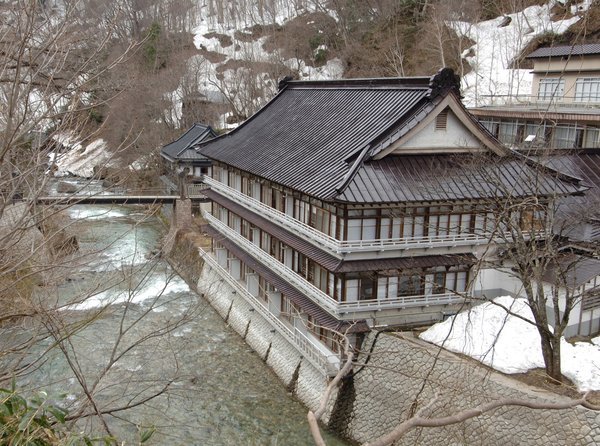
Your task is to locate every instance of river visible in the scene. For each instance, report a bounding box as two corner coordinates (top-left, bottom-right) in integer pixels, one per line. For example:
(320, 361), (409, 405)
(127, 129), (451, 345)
(8, 183), (346, 445)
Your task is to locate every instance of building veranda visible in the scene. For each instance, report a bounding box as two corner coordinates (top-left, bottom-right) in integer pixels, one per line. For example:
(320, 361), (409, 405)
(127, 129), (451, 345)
(192, 68), (586, 376)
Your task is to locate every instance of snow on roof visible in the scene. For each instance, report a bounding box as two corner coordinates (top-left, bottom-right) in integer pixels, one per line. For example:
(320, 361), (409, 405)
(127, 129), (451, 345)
(420, 296), (600, 391)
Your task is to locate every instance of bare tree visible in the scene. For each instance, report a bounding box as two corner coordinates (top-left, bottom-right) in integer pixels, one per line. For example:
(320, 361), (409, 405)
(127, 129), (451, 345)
(307, 321), (600, 446)
(0, 1), (206, 442)
(467, 151), (597, 382)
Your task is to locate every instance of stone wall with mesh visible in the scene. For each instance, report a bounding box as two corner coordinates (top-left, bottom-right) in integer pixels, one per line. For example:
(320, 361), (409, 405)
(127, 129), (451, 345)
(324, 331), (600, 445)
(196, 266), (328, 412)
(176, 238), (600, 445)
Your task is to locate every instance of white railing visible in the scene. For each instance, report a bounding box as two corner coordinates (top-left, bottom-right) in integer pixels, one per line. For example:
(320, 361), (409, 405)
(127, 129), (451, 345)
(205, 212), (339, 315)
(205, 212), (466, 315)
(186, 183), (209, 197)
(477, 94), (600, 109)
(338, 232), (488, 252)
(338, 293), (463, 313)
(203, 176), (490, 254)
(198, 246), (339, 376)
(204, 176), (340, 252)
(293, 327), (341, 372)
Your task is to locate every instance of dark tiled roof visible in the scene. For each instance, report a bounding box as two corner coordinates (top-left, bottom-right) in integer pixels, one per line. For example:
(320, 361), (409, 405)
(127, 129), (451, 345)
(336, 154), (583, 204)
(591, 221), (600, 241)
(536, 153), (600, 223)
(161, 123), (216, 162)
(198, 78), (433, 200)
(538, 153), (600, 189)
(543, 255), (600, 289)
(334, 254), (476, 273)
(526, 43), (600, 59)
(198, 71), (581, 204)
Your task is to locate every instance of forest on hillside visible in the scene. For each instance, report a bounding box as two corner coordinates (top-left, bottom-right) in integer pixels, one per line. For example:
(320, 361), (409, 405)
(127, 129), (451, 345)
(1, 0), (599, 187)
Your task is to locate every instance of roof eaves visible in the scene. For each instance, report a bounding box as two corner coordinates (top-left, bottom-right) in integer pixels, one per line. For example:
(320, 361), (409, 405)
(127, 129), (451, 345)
(367, 97), (437, 159)
(178, 129), (215, 157)
(517, 149), (586, 190)
(526, 43), (600, 59)
(335, 144), (373, 195)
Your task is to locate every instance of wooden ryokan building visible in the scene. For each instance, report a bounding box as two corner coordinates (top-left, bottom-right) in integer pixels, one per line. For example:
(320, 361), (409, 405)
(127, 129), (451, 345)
(193, 69), (583, 375)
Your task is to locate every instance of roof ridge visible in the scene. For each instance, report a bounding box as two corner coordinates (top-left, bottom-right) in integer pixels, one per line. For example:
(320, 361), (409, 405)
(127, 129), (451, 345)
(284, 77), (432, 89)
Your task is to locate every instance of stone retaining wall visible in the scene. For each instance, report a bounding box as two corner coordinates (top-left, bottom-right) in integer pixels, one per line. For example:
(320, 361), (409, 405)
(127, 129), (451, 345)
(195, 266), (329, 412)
(335, 331), (600, 445)
(168, 233), (600, 445)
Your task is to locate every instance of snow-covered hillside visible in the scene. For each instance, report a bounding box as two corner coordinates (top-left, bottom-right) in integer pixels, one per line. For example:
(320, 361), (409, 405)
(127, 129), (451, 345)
(167, 1), (344, 129)
(452, 0), (591, 106)
(166, 0), (594, 127)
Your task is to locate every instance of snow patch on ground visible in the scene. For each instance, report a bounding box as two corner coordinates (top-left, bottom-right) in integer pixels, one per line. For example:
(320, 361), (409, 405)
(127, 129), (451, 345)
(420, 296), (600, 391)
(51, 134), (114, 178)
(451, 2), (584, 107)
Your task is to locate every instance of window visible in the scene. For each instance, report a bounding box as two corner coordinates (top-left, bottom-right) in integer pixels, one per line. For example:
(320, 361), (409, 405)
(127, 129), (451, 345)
(481, 118), (500, 138)
(281, 295), (300, 322)
(552, 125), (584, 149)
(497, 121), (525, 145)
(360, 277), (375, 300)
(584, 127), (600, 148)
(307, 316), (341, 353)
(537, 78), (564, 101)
(575, 77), (600, 102)
(432, 271), (446, 294)
(258, 276), (269, 302)
(398, 274), (423, 296)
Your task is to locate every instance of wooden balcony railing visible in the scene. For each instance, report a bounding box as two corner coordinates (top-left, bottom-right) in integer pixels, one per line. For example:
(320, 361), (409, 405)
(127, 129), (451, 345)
(203, 177), (490, 255)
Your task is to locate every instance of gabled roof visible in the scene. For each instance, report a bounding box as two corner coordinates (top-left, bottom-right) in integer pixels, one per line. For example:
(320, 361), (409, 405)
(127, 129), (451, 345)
(198, 69), (582, 204)
(161, 123), (216, 163)
(526, 43), (600, 59)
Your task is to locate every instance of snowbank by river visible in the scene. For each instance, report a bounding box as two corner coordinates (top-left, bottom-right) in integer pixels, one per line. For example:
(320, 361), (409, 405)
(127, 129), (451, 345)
(420, 296), (600, 391)
(51, 134), (113, 178)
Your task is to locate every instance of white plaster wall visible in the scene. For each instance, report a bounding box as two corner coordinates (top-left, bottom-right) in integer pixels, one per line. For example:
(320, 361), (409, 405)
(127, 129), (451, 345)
(472, 267), (525, 298)
(395, 110), (482, 152)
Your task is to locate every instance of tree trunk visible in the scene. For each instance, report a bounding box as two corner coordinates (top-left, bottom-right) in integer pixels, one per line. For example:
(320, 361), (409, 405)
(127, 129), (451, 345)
(539, 332), (562, 383)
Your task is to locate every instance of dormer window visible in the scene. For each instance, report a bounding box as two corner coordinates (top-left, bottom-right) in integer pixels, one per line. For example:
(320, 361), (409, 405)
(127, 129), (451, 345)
(435, 108), (448, 131)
